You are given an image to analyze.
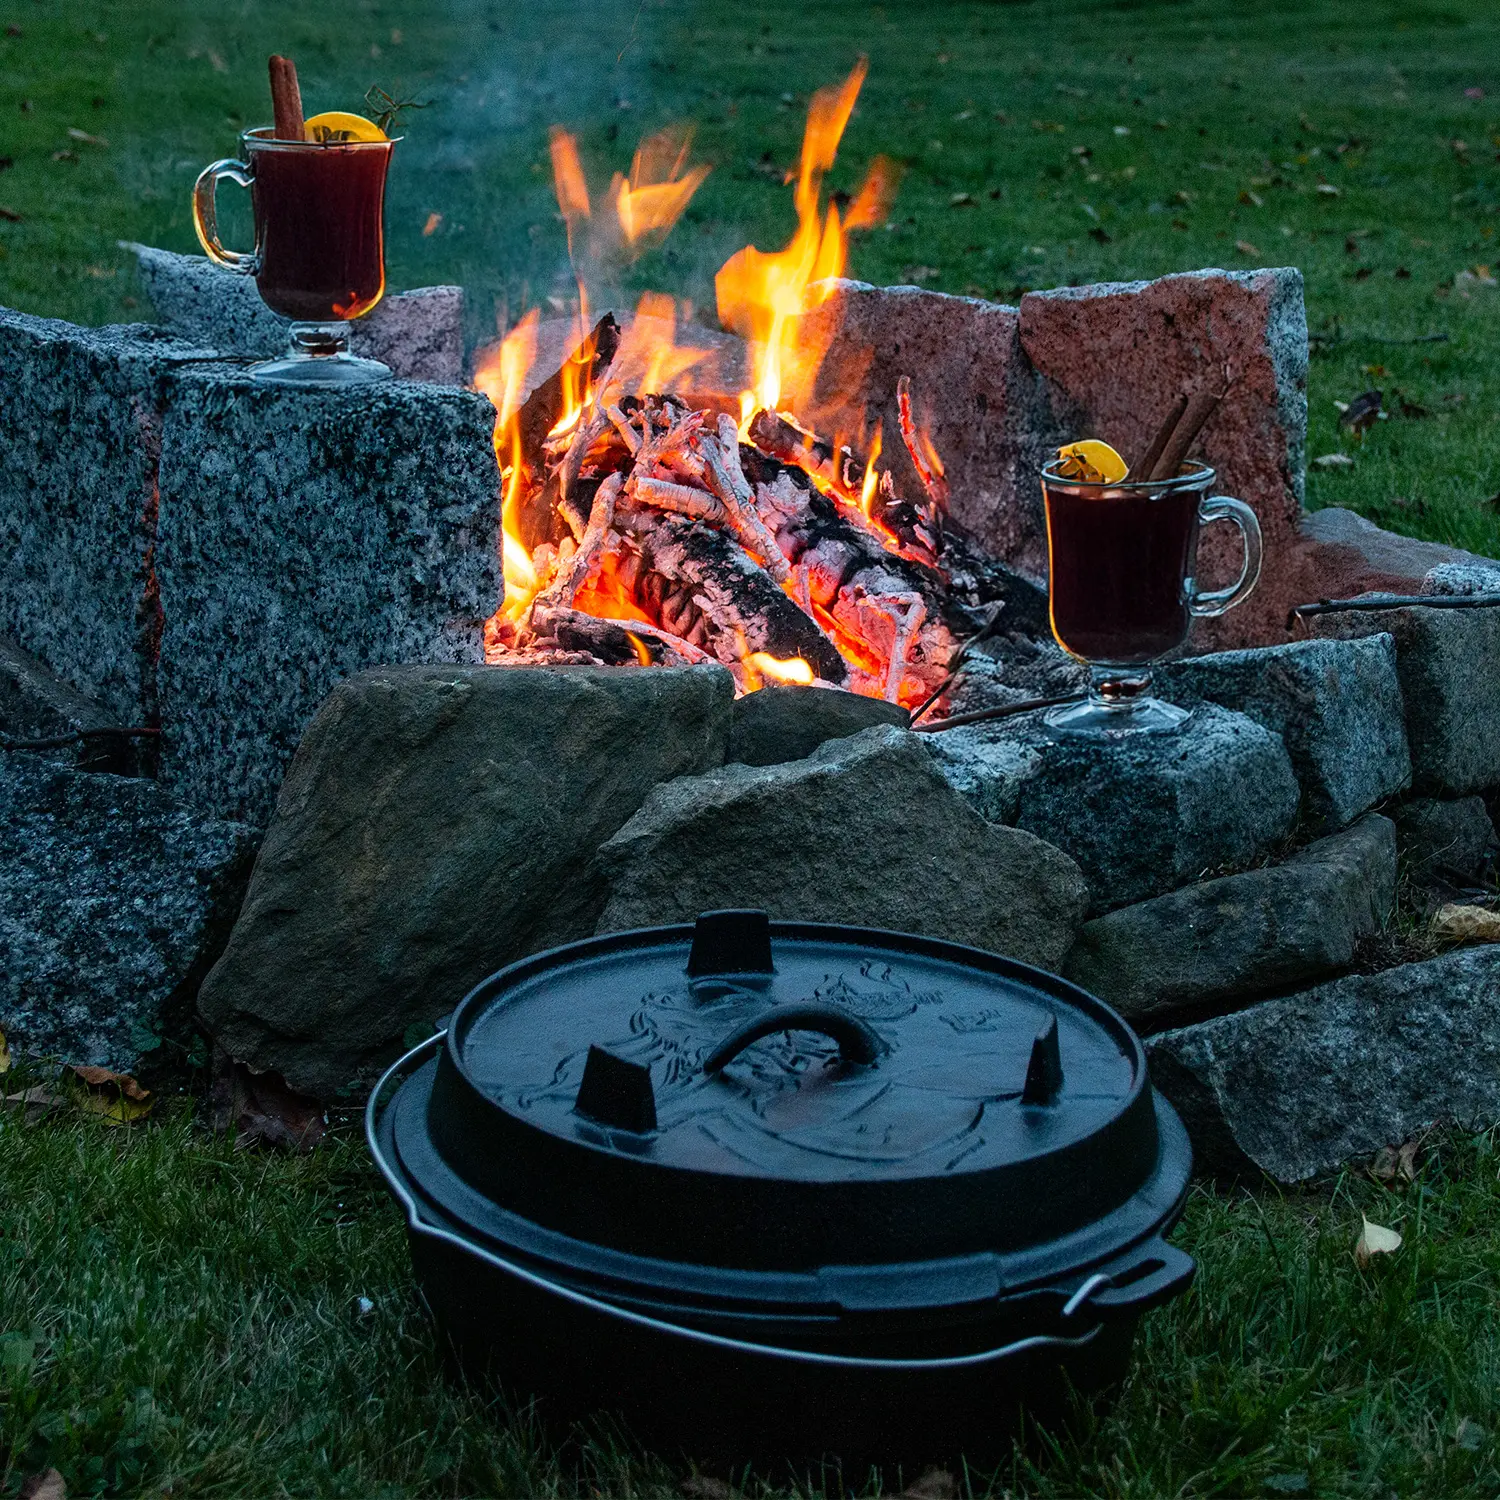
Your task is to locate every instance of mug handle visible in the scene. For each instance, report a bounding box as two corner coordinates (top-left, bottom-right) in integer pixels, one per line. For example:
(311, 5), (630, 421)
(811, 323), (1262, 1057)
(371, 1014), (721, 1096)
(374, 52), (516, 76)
(192, 158), (259, 274)
(1188, 494), (1263, 618)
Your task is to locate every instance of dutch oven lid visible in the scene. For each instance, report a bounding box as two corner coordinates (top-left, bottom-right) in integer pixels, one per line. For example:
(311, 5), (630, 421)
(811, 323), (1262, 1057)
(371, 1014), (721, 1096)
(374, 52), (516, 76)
(418, 912), (1177, 1272)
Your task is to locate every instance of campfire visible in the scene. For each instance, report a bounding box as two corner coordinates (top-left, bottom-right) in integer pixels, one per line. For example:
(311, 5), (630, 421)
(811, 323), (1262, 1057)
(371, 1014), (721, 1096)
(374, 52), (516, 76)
(473, 63), (1025, 709)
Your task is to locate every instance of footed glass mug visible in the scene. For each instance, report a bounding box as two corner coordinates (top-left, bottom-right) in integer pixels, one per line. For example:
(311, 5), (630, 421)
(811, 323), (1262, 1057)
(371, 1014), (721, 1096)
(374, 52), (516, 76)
(192, 127), (397, 385)
(1040, 458), (1262, 736)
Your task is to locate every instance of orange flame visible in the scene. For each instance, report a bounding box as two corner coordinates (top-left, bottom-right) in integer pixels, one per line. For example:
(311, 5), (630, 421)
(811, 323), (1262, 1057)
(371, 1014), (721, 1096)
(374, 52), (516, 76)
(744, 651), (816, 689)
(715, 58), (897, 425)
(473, 310), (543, 619)
(859, 423), (882, 517)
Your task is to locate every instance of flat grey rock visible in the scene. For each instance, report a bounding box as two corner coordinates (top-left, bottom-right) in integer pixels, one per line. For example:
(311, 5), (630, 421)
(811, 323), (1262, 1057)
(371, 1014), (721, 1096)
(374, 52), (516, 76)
(1020, 268), (1307, 649)
(0, 630), (131, 771)
(1147, 946), (1500, 1181)
(595, 724), (1089, 971)
(1064, 814), (1396, 1023)
(0, 753), (256, 1070)
(198, 664), (733, 1098)
(1424, 560), (1500, 596)
(1393, 796), (1497, 884)
(926, 703), (1300, 911)
(1307, 603), (1500, 795)
(727, 685), (909, 767)
(127, 245), (465, 385)
(1157, 635), (1410, 829)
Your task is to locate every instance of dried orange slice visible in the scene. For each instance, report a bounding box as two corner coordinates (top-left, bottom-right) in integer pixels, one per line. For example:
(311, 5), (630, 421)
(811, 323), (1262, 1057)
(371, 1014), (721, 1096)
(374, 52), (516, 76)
(304, 111), (387, 144)
(1057, 439), (1129, 484)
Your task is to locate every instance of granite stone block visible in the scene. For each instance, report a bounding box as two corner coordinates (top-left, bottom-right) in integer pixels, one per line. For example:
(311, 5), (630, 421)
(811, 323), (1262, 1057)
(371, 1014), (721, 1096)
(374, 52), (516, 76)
(1157, 635), (1410, 828)
(1306, 603), (1500, 795)
(153, 367), (503, 822)
(927, 703), (1300, 911)
(128, 244), (466, 385)
(1064, 813), (1395, 1023)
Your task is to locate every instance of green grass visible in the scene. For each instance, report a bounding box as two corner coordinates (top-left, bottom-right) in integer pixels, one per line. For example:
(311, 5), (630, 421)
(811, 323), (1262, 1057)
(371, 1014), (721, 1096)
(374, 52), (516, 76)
(4, 1096), (1500, 1498)
(4, 1), (1500, 1493)
(0, 0), (1497, 554)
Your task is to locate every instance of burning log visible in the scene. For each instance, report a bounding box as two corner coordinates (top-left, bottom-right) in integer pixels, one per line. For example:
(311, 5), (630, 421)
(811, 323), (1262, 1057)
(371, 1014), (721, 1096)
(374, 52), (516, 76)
(747, 408), (864, 502)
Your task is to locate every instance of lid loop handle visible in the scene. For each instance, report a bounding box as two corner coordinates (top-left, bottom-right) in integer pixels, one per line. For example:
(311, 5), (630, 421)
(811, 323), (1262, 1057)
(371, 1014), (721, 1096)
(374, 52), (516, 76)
(704, 1004), (886, 1074)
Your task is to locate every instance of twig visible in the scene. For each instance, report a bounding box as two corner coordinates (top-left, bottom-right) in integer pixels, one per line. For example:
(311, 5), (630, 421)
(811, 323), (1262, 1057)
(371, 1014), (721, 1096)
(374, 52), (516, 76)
(1308, 329), (1448, 349)
(912, 692), (1083, 733)
(700, 417), (791, 584)
(628, 476), (724, 522)
(896, 375), (949, 508)
(1289, 592), (1500, 626)
(908, 604), (1007, 724)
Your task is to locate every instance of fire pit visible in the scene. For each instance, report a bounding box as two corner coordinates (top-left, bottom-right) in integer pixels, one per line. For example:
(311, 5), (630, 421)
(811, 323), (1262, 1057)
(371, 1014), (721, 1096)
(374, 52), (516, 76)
(368, 910), (1194, 1466)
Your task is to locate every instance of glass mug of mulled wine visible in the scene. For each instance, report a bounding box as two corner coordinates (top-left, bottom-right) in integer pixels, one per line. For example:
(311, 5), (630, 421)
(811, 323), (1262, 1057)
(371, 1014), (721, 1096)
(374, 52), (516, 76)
(192, 127), (397, 385)
(1040, 458), (1262, 736)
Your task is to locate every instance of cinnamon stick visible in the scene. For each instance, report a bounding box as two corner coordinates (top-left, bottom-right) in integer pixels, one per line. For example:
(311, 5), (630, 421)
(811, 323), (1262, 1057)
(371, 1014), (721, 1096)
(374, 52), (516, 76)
(1148, 391), (1220, 480)
(1126, 393), (1187, 482)
(268, 55), (305, 142)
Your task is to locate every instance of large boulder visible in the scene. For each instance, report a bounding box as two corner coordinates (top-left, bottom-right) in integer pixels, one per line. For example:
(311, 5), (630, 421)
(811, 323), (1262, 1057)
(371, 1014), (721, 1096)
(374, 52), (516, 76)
(727, 684), (908, 767)
(0, 753), (257, 1070)
(198, 664), (733, 1098)
(594, 724), (1089, 971)
(925, 703), (1300, 911)
(1147, 946), (1500, 1180)
(1064, 814), (1396, 1024)
(1157, 635), (1410, 829)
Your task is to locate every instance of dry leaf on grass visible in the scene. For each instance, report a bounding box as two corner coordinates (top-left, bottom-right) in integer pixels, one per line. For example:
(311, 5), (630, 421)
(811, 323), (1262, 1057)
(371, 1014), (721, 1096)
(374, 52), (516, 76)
(902, 1470), (959, 1500)
(67, 1064), (153, 1125)
(3, 1084), (61, 1117)
(210, 1055), (325, 1151)
(18, 1469), (66, 1500)
(0, 1024), (9, 1074)
(1355, 1214), (1403, 1265)
(1369, 1137), (1425, 1184)
(1432, 902), (1500, 944)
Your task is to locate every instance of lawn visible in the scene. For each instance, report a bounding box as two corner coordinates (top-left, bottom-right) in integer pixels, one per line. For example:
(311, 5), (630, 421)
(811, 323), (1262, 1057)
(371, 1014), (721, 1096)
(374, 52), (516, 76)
(3, 0), (1500, 1495)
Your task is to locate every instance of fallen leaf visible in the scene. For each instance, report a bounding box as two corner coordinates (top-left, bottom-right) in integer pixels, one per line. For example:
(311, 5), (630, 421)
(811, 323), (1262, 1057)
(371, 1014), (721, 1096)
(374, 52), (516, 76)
(902, 1470), (959, 1500)
(1466, 86), (1486, 101)
(4, 23), (20, 36)
(210, 1055), (325, 1151)
(1369, 1145), (1399, 1181)
(18, 1470), (66, 1500)
(1113, 124), (1130, 136)
(1362, 362), (1387, 377)
(50, 150), (77, 163)
(1355, 1213), (1403, 1265)
(952, 109), (973, 122)
(68, 1064), (153, 1125)
(1315, 452), (1354, 468)
(949, 191), (974, 207)
(208, 49), (227, 73)
(422, 211), (442, 236)
(1397, 1138), (1423, 1181)
(1338, 388), (1384, 433)
(1456, 1416), (1487, 1451)
(1431, 902), (1500, 944)
(1089, 225), (1112, 243)
(904, 265), (941, 283)
(1235, 238), (1261, 256)
(66, 127), (108, 148)
(1316, 182), (1341, 196)
(0, 1025), (8, 1073)
(1239, 189), (1264, 207)
(3, 1084), (60, 1116)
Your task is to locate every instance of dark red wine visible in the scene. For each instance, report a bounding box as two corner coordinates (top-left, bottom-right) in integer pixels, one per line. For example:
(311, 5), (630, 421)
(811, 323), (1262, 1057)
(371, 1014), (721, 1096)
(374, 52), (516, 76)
(251, 143), (390, 322)
(1044, 482), (1201, 663)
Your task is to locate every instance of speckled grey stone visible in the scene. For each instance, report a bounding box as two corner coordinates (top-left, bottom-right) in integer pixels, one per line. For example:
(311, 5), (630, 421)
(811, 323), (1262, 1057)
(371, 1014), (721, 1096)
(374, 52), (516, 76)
(1306, 603), (1500, 795)
(933, 703), (1300, 911)
(0, 309), (205, 722)
(595, 724), (1089, 969)
(727, 684), (909, 767)
(1019, 268), (1308, 649)
(127, 245), (465, 385)
(1424, 560), (1500, 596)
(153, 366), (502, 822)
(1147, 946), (1500, 1181)
(788, 281), (1064, 579)
(1392, 796), (1498, 883)
(0, 752), (257, 1070)
(1065, 813), (1395, 1024)
(199, 664), (733, 1098)
(1157, 636), (1410, 829)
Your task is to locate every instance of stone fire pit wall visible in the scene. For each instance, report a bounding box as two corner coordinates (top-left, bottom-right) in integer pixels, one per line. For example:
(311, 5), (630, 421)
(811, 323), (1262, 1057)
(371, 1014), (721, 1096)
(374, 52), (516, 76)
(0, 308), (500, 824)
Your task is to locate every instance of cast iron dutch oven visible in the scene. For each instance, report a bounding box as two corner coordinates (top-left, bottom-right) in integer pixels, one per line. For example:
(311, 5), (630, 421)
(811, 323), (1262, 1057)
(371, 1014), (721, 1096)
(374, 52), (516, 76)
(368, 911), (1194, 1466)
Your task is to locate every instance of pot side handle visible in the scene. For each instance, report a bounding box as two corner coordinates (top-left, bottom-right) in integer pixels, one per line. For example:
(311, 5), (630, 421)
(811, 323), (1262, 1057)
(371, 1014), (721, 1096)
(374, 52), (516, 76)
(1073, 1238), (1196, 1321)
